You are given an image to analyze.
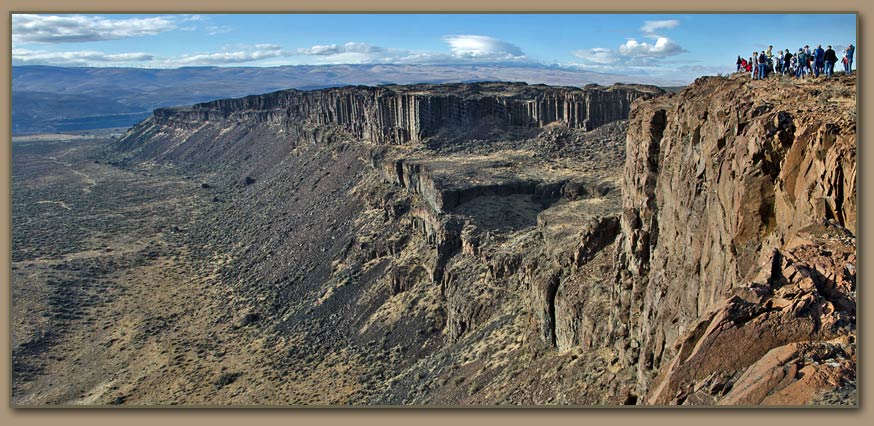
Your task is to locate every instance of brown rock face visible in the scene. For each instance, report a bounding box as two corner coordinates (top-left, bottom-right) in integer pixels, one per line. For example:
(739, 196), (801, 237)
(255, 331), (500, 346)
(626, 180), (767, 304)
(611, 75), (856, 404)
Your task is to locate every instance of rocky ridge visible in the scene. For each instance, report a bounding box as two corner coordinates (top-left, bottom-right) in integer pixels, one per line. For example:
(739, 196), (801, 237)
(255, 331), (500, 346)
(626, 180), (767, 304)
(122, 81), (661, 149)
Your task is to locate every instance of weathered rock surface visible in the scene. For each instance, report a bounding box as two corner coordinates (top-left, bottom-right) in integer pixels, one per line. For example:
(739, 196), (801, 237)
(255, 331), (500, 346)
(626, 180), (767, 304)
(610, 74), (856, 404)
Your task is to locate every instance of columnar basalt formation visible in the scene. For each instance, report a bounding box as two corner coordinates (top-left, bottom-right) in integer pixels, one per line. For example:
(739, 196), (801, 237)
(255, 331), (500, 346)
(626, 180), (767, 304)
(145, 82), (662, 145)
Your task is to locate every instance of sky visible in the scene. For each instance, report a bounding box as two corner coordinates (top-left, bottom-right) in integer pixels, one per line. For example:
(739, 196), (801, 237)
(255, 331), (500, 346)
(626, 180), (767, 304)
(11, 13), (858, 83)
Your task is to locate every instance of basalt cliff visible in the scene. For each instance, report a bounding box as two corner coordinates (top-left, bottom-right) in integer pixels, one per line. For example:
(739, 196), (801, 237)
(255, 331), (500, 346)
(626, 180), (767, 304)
(98, 77), (854, 405)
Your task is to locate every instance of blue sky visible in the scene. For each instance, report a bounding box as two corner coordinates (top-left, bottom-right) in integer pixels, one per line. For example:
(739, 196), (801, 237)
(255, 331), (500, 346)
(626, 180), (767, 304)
(11, 13), (857, 83)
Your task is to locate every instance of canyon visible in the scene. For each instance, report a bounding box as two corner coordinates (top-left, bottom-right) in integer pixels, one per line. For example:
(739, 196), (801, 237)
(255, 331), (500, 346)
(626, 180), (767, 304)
(11, 76), (856, 406)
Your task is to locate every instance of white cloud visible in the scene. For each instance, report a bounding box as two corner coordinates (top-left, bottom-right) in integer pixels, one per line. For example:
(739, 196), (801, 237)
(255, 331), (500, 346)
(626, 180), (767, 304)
(442, 35), (526, 60)
(571, 48), (617, 64)
(11, 33), (531, 68)
(571, 19), (686, 70)
(291, 36), (528, 65)
(204, 25), (233, 36)
(12, 14), (178, 44)
(640, 19), (680, 34)
(12, 48), (154, 66)
(296, 42), (384, 56)
(572, 36), (685, 68)
(619, 37), (685, 58)
(12, 44), (290, 67)
(169, 45), (291, 65)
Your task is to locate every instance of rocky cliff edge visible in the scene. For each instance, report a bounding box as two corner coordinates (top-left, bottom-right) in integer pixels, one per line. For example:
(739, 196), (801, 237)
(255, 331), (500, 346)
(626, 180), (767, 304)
(612, 74), (856, 405)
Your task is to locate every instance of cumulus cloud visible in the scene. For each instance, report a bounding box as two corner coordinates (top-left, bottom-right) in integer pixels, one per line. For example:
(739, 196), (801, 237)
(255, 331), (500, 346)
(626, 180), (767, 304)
(619, 37), (685, 58)
(571, 19), (685, 67)
(12, 14), (178, 44)
(12, 48), (154, 66)
(442, 35), (526, 60)
(640, 19), (680, 34)
(571, 37), (684, 66)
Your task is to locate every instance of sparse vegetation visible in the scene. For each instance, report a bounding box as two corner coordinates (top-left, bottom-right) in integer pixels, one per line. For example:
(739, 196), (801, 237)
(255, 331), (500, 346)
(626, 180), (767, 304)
(214, 372), (242, 389)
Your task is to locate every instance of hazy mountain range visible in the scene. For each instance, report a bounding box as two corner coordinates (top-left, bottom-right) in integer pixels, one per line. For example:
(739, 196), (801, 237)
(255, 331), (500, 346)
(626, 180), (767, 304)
(12, 64), (687, 135)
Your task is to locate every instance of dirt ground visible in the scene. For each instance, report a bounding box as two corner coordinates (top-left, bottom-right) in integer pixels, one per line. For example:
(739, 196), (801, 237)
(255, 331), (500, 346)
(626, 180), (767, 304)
(11, 136), (278, 405)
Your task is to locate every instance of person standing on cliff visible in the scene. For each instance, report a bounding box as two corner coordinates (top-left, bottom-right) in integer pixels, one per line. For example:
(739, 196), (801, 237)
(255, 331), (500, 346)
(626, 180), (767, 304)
(737, 56), (744, 72)
(796, 48), (807, 78)
(824, 45), (838, 78)
(814, 44), (825, 77)
(758, 51), (768, 80)
(842, 51), (850, 74)
(783, 49), (794, 76)
(751, 52), (758, 79)
(803, 45), (814, 76)
(846, 44), (855, 74)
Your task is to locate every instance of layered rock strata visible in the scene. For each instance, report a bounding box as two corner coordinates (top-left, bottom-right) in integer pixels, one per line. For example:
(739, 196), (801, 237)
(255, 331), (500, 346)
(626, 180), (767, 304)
(147, 82), (662, 145)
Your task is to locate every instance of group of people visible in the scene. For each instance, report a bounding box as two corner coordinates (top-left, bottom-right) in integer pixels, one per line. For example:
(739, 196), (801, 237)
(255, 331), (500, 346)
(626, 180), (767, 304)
(736, 44), (854, 80)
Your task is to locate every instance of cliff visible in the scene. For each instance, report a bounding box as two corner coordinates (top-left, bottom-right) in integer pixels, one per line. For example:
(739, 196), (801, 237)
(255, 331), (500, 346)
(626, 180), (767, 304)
(611, 75), (856, 404)
(102, 75), (855, 406)
(132, 81), (662, 146)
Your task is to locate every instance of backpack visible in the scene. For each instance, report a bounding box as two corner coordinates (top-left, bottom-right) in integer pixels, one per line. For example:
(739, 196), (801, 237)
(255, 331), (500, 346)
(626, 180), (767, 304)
(759, 53), (767, 63)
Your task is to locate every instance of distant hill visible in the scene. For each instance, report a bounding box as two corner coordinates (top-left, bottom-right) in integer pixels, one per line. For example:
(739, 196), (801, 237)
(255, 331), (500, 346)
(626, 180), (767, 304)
(12, 64), (686, 134)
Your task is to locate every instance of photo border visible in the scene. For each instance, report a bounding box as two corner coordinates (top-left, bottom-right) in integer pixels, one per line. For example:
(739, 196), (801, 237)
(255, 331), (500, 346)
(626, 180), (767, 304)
(1, 0), (869, 423)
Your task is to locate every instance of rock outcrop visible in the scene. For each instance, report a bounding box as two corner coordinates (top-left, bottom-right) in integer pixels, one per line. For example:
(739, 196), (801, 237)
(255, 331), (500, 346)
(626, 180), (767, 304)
(610, 75), (856, 404)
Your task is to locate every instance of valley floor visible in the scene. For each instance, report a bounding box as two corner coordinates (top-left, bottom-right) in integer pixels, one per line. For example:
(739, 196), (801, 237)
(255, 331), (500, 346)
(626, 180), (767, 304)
(11, 135), (635, 406)
(12, 136), (275, 405)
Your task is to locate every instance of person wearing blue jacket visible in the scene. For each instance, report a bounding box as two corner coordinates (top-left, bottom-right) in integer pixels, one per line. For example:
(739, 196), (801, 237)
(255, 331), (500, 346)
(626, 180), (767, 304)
(814, 44), (825, 77)
(796, 48), (807, 78)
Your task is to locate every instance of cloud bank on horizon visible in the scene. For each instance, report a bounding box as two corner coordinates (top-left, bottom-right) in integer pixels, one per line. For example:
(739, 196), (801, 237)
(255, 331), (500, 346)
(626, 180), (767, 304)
(11, 13), (857, 84)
